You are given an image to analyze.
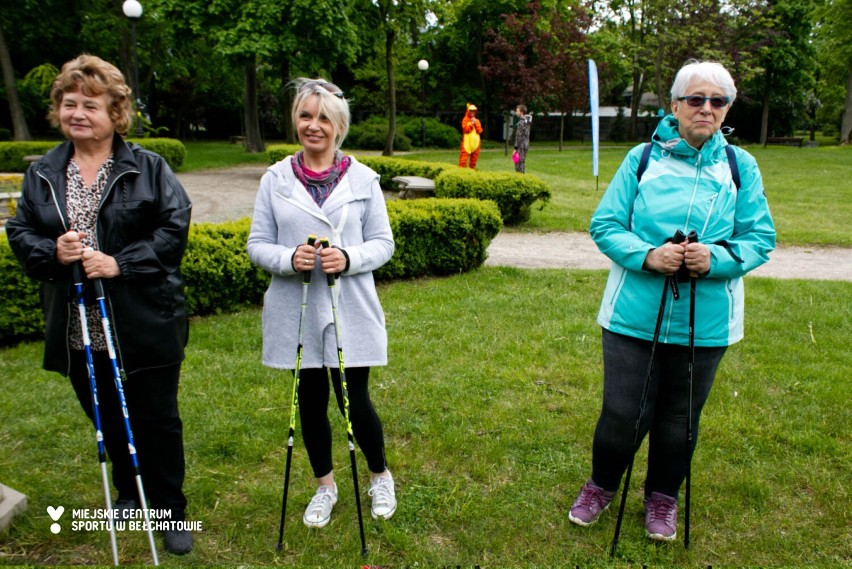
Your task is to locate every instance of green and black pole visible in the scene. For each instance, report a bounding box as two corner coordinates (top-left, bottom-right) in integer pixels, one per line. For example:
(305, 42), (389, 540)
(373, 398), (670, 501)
(277, 235), (317, 551)
(320, 237), (368, 557)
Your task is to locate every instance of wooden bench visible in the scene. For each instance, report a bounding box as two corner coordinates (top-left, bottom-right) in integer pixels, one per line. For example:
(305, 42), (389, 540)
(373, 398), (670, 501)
(229, 135), (246, 145)
(765, 136), (803, 147)
(22, 155), (43, 164)
(392, 175), (435, 199)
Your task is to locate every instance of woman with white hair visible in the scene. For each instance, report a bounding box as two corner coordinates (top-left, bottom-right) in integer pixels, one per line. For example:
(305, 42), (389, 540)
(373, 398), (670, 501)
(247, 78), (396, 528)
(567, 60), (775, 543)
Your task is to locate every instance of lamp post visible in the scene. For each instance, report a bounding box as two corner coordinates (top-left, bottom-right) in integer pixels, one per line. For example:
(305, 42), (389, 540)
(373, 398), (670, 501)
(122, 0), (144, 137)
(417, 59), (429, 148)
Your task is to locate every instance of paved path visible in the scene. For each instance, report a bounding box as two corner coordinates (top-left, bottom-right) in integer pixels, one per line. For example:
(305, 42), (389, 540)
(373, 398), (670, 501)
(177, 165), (852, 282)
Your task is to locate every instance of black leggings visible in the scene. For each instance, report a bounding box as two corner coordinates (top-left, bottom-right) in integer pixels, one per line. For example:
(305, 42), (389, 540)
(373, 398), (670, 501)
(69, 350), (187, 514)
(297, 366), (387, 478)
(591, 329), (727, 498)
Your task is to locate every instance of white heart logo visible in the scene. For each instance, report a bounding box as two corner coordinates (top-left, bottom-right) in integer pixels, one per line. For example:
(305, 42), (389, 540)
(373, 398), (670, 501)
(47, 506), (65, 521)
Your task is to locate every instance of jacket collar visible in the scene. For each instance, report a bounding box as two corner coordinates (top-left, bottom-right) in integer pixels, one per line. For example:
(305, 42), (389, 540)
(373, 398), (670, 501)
(652, 114), (727, 159)
(37, 132), (139, 180)
(269, 154), (377, 205)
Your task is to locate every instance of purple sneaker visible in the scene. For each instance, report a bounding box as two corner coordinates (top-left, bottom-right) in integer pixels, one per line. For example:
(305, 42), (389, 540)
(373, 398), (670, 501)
(568, 480), (615, 526)
(644, 492), (678, 541)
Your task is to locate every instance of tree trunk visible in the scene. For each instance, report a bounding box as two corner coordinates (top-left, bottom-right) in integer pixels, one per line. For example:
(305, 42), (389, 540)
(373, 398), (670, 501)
(842, 64), (852, 144)
(629, 71), (643, 141)
(0, 22), (31, 141)
(383, 27), (396, 157)
(760, 69), (772, 146)
(281, 58), (295, 144)
(244, 58), (265, 153)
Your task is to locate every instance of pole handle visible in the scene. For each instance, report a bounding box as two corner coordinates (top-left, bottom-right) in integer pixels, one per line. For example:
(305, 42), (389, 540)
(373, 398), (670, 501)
(319, 237), (335, 286)
(303, 235), (318, 284)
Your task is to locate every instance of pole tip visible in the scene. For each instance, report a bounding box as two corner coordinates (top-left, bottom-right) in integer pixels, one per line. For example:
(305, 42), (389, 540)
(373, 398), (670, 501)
(361, 547), (369, 557)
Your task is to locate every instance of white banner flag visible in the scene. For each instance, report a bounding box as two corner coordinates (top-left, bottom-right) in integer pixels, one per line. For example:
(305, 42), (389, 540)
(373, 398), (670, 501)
(588, 59), (600, 178)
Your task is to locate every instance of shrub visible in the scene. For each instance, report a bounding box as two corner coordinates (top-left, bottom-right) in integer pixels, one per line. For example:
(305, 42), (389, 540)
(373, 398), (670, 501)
(1, 201), (499, 345)
(266, 144), (303, 164)
(377, 198), (502, 280)
(0, 141), (59, 172)
(347, 117), (413, 151)
(0, 138), (186, 172)
(126, 138), (186, 171)
(0, 129), (11, 141)
(396, 116), (461, 148)
(182, 219), (270, 315)
(0, 235), (44, 344)
(435, 168), (551, 225)
(355, 156), (453, 191)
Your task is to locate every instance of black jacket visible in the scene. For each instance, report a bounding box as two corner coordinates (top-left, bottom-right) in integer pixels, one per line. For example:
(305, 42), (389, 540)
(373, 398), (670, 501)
(6, 133), (192, 376)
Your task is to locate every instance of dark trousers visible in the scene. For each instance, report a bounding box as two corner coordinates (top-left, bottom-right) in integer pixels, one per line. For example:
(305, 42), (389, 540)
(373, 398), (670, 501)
(297, 366), (387, 478)
(69, 350), (187, 515)
(591, 329), (726, 498)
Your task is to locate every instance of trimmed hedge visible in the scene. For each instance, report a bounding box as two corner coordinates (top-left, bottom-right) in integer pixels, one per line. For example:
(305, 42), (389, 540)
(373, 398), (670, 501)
(0, 138), (186, 172)
(377, 198), (502, 280)
(126, 138), (186, 171)
(0, 197), (501, 346)
(266, 144), (303, 164)
(435, 168), (551, 225)
(182, 220), (271, 316)
(0, 237), (43, 344)
(356, 156), (551, 226)
(0, 141), (59, 172)
(355, 156), (453, 191)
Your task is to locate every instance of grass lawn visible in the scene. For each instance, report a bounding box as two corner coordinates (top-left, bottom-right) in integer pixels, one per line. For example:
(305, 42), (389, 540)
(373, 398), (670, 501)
(1, 270), (849, 566)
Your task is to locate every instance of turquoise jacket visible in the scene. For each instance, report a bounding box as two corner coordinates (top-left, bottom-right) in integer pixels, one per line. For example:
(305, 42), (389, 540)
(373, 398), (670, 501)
(590, 115), (776, 347)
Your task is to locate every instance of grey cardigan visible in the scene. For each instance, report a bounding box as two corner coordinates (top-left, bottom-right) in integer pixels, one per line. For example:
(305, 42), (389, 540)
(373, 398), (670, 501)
(247, 156), (394, 369)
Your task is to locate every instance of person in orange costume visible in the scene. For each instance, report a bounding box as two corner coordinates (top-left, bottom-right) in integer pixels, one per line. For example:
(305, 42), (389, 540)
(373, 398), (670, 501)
(458, 103), (483, 168)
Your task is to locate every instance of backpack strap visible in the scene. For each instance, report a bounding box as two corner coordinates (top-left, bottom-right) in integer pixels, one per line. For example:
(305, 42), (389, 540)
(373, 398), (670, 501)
(725, 144), (741, 189)
(636, 142), (653, 183)
(637, 141), (741, 190)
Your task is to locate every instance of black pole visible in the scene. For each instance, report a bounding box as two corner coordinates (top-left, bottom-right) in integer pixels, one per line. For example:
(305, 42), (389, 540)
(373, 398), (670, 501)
(130, 18), (143, 137)
(420, 72), (426, 148)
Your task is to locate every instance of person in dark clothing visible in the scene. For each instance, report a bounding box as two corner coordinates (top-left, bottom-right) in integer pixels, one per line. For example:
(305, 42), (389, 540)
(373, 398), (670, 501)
(6, 54), (194, 555)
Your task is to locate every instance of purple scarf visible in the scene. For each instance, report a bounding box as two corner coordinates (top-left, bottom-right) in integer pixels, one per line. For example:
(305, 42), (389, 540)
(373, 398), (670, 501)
(292, 150), (351, 207)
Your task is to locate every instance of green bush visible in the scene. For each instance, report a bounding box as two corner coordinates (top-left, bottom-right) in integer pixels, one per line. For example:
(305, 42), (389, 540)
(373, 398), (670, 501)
(396, 116), (461, 148)
(377, 198), (502, 280)
(126, 138), (186, 171)
(1, 200), (500, 345)
(347, 116), (412, 151)
(355, 156), (453, 191)
(0, 141), (59, 172)
(0, 235), (44, 344)
(0, 138), (186, 172)
(435, 168), (551, 225)
(0, 129), (11, 141)
(266, 144), (303, 164)
(182, 219), (270, 315)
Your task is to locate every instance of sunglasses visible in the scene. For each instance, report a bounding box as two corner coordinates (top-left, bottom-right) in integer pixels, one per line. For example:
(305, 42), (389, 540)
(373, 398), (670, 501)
(677, 95), (730, 109)
(301, 80), (344, 99)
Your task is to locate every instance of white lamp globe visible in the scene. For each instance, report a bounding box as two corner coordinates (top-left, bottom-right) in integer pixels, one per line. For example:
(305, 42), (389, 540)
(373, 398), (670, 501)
(123, 0), (143, 19)
(417, 59), (429, 72)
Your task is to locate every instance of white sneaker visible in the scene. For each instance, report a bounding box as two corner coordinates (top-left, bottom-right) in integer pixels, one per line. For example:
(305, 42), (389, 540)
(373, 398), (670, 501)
(303, 484), (338, 528)
(368, 471), (397, 520)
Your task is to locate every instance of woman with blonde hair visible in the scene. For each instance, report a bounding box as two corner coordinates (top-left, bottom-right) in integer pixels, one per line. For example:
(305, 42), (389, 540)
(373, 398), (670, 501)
(248, 78), (397, 529)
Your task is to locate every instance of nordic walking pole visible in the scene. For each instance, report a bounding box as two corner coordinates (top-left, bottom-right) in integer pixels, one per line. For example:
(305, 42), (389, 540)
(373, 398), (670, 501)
(277, 235), (317, 551)
(72, 263), (119, 566)
(92, 276), (160, 566)
(610, 229), (687, 558)
(684, 229), (698, 550)
(320, 237), (368, 557)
